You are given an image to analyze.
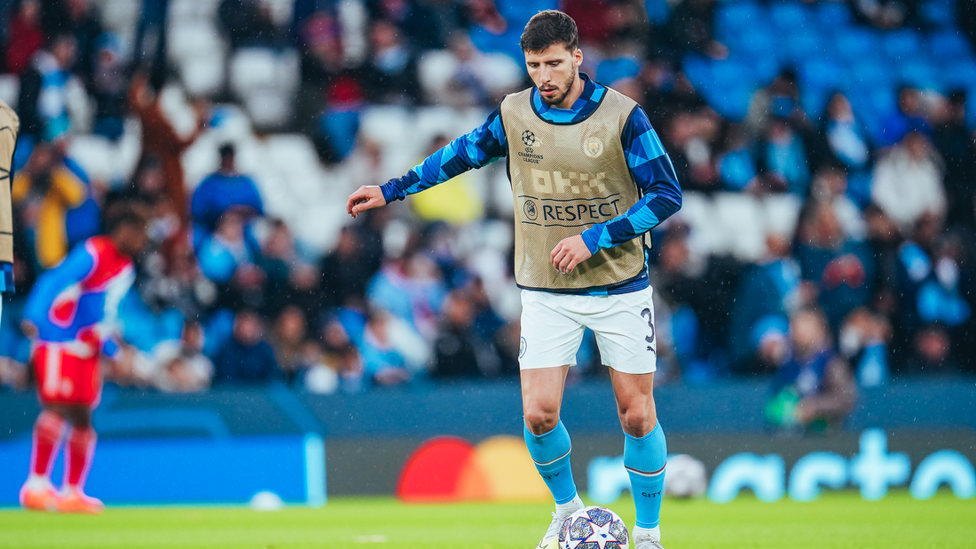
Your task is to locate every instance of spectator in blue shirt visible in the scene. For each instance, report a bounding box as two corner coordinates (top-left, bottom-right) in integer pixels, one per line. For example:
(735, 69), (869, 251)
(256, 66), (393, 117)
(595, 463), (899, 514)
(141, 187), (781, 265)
(190, 143), (264, 243)
(213, 308), (280, 384)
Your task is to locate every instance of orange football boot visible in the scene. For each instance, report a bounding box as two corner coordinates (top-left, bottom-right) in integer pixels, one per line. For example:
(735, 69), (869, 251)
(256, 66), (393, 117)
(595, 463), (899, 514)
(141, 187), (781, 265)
(57, 488), (104, 514)
(19, 481), (59, 512)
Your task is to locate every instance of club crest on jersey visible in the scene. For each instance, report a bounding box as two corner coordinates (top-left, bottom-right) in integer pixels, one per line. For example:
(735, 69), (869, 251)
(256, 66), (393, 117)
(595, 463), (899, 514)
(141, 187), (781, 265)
(519, 337), (527, 358)
(583, 137), (604, 158)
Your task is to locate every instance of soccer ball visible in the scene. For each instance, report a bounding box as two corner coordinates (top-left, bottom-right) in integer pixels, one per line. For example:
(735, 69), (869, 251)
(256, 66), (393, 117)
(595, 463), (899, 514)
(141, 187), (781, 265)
(558, 506), (629, 549)
(663, 454), (708, 499)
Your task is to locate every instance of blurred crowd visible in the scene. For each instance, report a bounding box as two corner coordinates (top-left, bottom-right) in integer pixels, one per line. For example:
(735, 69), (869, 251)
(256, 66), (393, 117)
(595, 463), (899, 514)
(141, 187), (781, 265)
(0, 0), (974, 432)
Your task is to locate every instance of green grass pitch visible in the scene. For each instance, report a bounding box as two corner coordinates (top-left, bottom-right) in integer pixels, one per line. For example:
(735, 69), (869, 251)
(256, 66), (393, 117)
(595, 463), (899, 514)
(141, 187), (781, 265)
(0, 491), (972, 548)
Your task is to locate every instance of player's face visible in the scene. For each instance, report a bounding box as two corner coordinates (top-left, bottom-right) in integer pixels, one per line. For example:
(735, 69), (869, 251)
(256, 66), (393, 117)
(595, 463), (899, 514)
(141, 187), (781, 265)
(117, 223), (149, 257)
(524, 44), (583, 109)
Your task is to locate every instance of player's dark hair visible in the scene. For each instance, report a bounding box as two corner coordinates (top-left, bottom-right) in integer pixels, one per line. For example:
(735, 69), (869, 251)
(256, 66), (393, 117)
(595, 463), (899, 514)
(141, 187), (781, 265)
(103, 200), (148, 234)
(219, 143), (236, 159)
(520, 10), (578, 54)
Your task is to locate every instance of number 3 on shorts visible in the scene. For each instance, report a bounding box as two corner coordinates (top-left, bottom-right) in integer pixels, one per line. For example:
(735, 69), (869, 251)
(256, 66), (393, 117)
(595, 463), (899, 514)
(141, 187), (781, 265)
(641, 307), (655, 352)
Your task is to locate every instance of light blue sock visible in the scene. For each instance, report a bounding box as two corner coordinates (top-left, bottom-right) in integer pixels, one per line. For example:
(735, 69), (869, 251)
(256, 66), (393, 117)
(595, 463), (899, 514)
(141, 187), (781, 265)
(524, 421), (578, 504)
(625, 423), (667, 529)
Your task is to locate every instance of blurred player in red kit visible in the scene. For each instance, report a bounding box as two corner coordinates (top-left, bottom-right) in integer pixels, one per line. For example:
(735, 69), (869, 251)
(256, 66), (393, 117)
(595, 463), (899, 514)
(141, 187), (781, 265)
(19, 203), (147, 513)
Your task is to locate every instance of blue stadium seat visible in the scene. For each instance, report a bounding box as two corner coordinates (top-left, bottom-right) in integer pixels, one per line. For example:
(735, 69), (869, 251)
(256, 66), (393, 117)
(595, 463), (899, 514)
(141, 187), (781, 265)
(815, 1), (853, 29)
(681, 54), (713, 91)
(706, 84), (754, 122)
(883, 30), (922, 60)
(799, 59), (846, 119)
(752, 56), (783, 84)
(836, 28), (877, 60)
(715, 2), (769, 45)
(899, 60), (940, 91)
(799, 59), (845, 91)
(712, 57), (760, 88)
(919, 0), (957, 28)
(596, 57), (642, 86)
(737, 28), (781, 60)
(939, 61), (976, 90)
(800, 85), (834, 120)
(769, 1), (809, 30)
(785, 30), (824, 61)
(930, 30), (973, 61)
(848, 87), (898, 145)
(716, 2), (766, 30)
(847, 60), (890, 90)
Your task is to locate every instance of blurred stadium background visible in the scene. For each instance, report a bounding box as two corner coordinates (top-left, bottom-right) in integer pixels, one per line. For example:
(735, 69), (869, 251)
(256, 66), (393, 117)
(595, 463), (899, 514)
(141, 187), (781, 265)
(0, 0), (974, 524)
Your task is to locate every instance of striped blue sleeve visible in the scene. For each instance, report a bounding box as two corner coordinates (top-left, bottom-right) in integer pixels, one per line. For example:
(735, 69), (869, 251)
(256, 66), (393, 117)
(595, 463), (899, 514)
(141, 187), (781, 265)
(381, 108), (508, 203)
(580, 106), (682, 253)
(24, 244), (95, 325)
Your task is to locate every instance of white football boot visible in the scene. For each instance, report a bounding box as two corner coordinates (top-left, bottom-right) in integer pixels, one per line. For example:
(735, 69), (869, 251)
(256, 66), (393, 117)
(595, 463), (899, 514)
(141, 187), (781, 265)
(535, 495), (584, 549)
(632, 526), (665, 549)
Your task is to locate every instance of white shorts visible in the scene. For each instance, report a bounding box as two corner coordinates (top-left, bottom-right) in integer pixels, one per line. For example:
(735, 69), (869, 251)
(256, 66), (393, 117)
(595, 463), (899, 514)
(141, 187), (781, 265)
(518, 286), (657, 374)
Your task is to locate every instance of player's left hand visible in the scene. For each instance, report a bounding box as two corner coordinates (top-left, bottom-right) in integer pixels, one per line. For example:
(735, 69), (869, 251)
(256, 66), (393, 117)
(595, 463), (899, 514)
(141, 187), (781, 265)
(346, 185), (387, 219)
(550, 235), (592, 275)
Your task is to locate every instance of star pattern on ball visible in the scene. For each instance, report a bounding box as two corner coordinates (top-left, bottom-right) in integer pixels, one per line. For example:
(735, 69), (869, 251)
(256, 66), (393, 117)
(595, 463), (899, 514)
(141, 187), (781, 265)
(578, 518), (620, 549)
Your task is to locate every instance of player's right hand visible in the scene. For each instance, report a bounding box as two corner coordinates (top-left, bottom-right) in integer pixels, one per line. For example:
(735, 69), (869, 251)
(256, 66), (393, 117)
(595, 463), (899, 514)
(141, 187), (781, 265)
(346, 185), (387, 219)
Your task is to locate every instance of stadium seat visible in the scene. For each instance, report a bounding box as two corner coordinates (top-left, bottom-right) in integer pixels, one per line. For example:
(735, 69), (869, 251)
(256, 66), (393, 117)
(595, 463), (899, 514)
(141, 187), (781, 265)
(836, 28), (877, 60)
(168, 0), (221, 22)
(882, 30), (922, 61)
(482, 53), (523, 93)
(359, 106), (412, 148)
(167, 21), (225, 66)
(847, 61), (890, 90)
(919, 0), (957, 27)
(815, 1), (854, 30)
(179, 53), (226, 97)
(597, 57), (642, 87)
(899, 60), (940, 91)
(785, 30), (828, 62)
(228, 48), (299, 130)
(930, 30), (973, 61)
(0, 74), (18, 107)
(800, 59), (845, 91)
(418, 50), (458, 104)
(799, 85), (836, 120)
(762, 194), (802, 240)
(706, 84), (755, 123)
(716, 1), (766, 32)
(673, 192), (724, 256)
(681, 54), (713, 90)
(737, 28), (780, 60)
(98, 0), (142, 42)
(939, 61), (976, 90)
(713, 193), (766, 262)
(67, 135), (115, 183)
(769, 1), (810, 31)
(711, 58), (759, 88)
(229, 49), (279, 95)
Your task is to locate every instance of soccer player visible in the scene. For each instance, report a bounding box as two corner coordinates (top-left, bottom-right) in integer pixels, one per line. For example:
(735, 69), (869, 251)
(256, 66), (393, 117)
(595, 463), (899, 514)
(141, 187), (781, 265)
(0, 97), (19, 322)
(19, 203), (148, 513)
(346, 11), (681, 549)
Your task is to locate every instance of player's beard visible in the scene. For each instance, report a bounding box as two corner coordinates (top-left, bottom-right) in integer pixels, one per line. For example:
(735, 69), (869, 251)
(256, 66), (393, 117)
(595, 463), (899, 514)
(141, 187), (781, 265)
(538, 65), (577, 107)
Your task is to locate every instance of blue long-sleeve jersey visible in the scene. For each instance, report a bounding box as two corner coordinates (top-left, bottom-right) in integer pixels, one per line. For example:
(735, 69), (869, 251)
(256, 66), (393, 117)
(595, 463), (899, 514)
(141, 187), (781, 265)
(381, 73), (681, 291)
(381, 74), (682, 294)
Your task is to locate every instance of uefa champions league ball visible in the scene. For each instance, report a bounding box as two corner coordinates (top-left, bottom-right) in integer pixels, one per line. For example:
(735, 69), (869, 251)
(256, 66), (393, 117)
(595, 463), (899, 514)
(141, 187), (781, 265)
(558, 506), (629, 549)
(663, 454), (708, 499)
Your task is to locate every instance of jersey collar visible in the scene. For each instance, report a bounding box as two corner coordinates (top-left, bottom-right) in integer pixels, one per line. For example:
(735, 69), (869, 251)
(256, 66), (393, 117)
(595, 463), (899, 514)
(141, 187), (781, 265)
(531, 73), (606, 125)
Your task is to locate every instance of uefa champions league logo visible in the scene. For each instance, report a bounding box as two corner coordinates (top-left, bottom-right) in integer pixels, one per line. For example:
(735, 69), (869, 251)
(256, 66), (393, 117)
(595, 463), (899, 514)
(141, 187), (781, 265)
(522, 130), (538, 147)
